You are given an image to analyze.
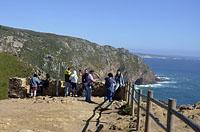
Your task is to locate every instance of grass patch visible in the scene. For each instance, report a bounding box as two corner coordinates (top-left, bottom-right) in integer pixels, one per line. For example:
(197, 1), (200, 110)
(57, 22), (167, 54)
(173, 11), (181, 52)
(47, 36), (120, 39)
(0, 53), (33, 99)
(118, 104), (132, 115)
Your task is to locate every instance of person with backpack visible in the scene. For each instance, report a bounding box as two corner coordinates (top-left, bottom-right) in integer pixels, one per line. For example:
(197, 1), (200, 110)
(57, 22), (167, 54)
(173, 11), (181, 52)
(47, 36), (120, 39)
(69, 70), (78, 97)
(64, 67), (71, 96)
(115, 69), (125, 92)
(105, 73), (116, 102)
(30, 74), (41, 98)
(84, 70), (95, 102)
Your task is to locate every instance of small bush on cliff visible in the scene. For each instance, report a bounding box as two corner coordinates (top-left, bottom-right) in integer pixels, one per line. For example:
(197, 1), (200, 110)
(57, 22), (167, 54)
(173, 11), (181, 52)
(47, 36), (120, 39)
(118, 104), (132, 115)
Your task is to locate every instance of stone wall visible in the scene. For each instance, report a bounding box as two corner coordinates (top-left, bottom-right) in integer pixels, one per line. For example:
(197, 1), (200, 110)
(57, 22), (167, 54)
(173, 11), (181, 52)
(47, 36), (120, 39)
(8, 78), (126, 100)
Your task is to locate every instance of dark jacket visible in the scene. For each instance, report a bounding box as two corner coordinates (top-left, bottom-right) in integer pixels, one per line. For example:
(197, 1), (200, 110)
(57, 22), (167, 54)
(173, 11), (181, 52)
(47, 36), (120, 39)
(105, 77), (116, 92)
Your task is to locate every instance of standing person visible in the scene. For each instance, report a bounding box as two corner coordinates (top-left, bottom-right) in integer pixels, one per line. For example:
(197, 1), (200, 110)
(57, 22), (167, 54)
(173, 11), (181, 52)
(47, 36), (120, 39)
(76, 69), (82, 96)
(85, 70), (95, 102)
(64, 67), (71, 96)
(115, 69), (125, 91)
(69, 70), (78, 97)
(41, 73), (50, 96)
(105, 73), (116, 102)
(30, 74), (41, 98)
(78, 69), (83, 82)
(82, 69), (88, 97)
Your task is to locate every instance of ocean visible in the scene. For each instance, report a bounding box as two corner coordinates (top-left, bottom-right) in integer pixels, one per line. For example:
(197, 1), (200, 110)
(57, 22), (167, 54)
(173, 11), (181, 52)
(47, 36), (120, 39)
(137, 57), (200, 105)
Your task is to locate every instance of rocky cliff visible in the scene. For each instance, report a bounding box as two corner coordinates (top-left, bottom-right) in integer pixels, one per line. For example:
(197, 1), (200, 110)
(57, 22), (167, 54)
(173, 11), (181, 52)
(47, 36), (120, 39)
(0, 25), (156, 84)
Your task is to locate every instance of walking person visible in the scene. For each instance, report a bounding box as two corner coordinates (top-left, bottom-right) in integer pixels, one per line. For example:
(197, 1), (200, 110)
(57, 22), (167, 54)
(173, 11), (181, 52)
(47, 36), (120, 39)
(69, 70), (78, 97)
(84, 70), (95, 102)
(64, 67), (71, 96)
(114, 69), (125, 92)
(30, 74), (41, 98)
(105, 73), (116, 102)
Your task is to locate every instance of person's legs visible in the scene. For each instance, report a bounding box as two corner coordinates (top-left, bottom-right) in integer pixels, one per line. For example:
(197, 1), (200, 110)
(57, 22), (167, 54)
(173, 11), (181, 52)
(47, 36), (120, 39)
(64, 81), (67, 96)
(82, 84), (86, 97)
(56, 80), (59, 96)
(88, 86), (92, 102)
(71, 82), (75, 97)
(110, 91), (114, 102)
(85, 85), (91, 102)
(31, 89), (33, 97)
(107, 90), (111, 102)
(85, 85), (88, 101)
(67, 82), (71, 96)
(74, 83), (77, 96)
(33, 87), (37, 97)
(115, 83), (120, 91)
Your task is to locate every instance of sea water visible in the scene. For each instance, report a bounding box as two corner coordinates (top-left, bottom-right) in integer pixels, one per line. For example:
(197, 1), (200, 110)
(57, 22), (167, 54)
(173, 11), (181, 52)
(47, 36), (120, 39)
(137, 57), (200, 105)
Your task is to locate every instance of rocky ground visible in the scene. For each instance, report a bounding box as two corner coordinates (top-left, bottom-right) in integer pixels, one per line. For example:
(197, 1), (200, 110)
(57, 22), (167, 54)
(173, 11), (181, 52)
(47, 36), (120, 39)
(0, 97), (199, 132)
(0, 96), (134, 132)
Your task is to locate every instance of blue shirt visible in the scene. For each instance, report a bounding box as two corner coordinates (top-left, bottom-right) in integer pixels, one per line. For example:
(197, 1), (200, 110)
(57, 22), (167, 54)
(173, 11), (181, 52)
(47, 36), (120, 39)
(105, 77), (116, 92)
(30, 77), (41, 87)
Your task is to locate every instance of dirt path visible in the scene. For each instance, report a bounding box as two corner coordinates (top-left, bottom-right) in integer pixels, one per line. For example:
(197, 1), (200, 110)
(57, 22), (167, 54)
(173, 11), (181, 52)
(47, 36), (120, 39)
(0, 97), (132, 132)
(1, 97), (200, 132)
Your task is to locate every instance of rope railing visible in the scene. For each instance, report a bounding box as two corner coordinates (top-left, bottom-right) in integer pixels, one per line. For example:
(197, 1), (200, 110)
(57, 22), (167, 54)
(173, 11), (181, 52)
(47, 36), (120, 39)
(124, 82), (200, 132)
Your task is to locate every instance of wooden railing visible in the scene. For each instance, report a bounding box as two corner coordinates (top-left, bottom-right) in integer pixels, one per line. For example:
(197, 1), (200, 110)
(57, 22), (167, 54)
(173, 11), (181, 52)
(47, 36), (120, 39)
(125, 82), (200, 132)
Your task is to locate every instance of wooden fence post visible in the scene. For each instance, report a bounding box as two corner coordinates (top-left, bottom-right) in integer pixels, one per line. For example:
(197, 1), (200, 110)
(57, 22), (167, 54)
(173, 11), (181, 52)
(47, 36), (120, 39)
(131, 84), (135, 117)
(129, 82), (132, 106)
(145, 90), (153, 132)
(136, 89), (142, 131)
(167, 99), (176, 132)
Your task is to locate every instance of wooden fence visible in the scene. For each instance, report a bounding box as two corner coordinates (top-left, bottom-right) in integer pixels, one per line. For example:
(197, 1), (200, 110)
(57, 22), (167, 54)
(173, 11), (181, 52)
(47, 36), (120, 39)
(125, 82), (200, 132)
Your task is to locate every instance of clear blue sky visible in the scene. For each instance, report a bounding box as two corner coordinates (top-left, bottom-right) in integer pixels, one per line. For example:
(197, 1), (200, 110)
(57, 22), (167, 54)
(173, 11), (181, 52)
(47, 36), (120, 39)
(0, 0), (200, 57)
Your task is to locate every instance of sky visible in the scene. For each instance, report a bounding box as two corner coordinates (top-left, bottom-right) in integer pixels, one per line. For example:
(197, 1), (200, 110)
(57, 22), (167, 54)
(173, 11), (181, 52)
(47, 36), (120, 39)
(0, 0), (200, 57)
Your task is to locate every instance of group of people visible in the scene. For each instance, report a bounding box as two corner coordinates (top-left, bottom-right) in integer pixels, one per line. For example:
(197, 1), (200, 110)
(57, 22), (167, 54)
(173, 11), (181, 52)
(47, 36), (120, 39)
(29, 67), (125, 103)
(64, 68), (96, 102)
(30, 73), (50, 98)
(64, 67), (125, 103)
(105, 70), (125, 102)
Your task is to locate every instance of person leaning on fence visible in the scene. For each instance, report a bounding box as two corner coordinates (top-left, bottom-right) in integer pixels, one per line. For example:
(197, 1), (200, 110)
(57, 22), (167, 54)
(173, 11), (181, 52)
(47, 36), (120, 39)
(64, 67), (72, 96)
(84, 70), (95, 103)
(30, 74), (41, 98)
(114, 69), (125, 91)
(105, 73), (116, 102)
(69, 70), (78, 97)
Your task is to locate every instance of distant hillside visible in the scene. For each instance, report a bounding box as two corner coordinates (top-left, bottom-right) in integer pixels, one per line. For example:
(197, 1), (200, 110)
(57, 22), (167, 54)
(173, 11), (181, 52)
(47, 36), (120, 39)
(0, 52), (33, 99)
(0, 25), (156, 84)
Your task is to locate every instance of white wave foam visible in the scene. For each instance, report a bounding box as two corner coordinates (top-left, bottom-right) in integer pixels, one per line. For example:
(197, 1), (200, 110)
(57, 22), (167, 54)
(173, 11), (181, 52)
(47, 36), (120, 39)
(135, 80), (176, 89)
(142, 55), (153, 59)
(156, 76), (170, 81)
(136, 83), (163, 88)
(143, 56), (167, 59)
(158, 81), (176, 84)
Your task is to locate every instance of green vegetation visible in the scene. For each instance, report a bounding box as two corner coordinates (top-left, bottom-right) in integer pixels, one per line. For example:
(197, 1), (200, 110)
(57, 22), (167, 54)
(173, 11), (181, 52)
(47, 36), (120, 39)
(0, 24), (155, 84)
(0, 53), (33, 99)
(118, 104), (132, 115)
